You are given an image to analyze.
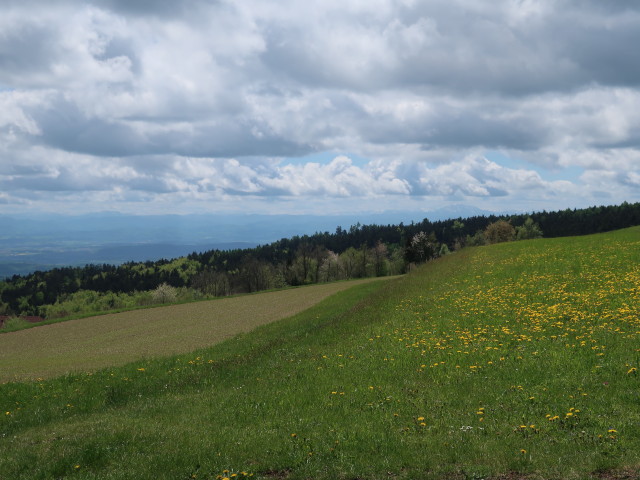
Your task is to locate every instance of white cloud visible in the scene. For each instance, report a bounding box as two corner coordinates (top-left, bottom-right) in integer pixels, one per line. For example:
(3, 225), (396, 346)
(1, 0), (640, 214)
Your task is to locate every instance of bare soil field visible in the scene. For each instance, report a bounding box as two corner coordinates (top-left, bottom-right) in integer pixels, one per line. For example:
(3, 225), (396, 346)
(0, 278), (388, 382)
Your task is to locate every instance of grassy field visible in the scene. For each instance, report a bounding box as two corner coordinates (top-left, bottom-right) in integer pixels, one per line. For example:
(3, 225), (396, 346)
(0, 278), (388, 382)
(1, 227), (639, 479)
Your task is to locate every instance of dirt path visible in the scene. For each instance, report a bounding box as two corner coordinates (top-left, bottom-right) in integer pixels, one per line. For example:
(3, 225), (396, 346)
(0, 278), (391, 383)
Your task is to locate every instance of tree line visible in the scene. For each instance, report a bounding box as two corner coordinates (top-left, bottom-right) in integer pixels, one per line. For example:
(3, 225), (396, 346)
(1, 201), (639, 320)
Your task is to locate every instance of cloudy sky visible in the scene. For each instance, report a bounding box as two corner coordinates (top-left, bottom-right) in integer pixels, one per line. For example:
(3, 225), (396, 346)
(1, 0), (639, 217)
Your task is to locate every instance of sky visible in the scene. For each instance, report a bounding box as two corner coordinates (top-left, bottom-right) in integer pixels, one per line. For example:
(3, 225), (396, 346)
(1, 0), (640, 217)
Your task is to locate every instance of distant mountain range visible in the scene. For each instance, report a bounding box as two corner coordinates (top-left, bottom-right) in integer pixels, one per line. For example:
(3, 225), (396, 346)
(0, 205), (498, 278)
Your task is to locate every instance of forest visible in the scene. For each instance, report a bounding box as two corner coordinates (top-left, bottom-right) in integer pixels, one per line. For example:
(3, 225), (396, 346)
(1, 201), (639, 320)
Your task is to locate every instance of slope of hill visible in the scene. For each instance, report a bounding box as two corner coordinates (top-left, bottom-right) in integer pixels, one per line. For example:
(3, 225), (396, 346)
(0, 277), (389, 382)
(1, 227), (639, 479)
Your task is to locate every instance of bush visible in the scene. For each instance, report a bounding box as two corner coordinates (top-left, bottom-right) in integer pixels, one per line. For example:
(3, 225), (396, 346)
(484, 220), (516, 244)
(466, 231), (486, 247)
(151, 283), (178, 304)
(516, 217), (543, 240)
(0, 316), (31, 332)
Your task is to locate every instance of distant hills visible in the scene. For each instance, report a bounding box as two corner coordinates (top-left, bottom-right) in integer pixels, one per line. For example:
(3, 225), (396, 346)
(0, 205), (496, 278)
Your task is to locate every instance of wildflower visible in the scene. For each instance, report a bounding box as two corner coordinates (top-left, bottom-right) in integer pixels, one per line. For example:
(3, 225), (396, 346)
(628, 367), (637, 374)
(291, 433), (297, 438)
(520, 449), (527, 454)
(417, 416), (425, 421)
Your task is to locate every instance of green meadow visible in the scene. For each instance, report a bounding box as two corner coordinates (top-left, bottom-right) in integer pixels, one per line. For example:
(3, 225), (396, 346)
(1, 227), (639, 479)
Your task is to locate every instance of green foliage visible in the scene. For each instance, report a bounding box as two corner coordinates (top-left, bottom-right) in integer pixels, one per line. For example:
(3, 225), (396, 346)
(516, 216), (544, 240)
(37, 288), (203, 321)
(466, 230), (487, 246)
(40, 290), (149, 319)
(157, 258), (200, 283)
(484, 219), (516, 244)
(0, 316), (30, 332)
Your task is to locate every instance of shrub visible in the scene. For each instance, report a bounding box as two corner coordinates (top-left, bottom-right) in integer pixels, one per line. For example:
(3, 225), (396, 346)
(0, 316), (30, 332)
(484, 220), (515, 244)
(516, 217), (543, 240)
(152, 283), (178, 304)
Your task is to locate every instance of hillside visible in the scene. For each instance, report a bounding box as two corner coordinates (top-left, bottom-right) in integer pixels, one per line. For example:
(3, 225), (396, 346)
(1, 227), (639, 479)
(0, 278), (389, 382)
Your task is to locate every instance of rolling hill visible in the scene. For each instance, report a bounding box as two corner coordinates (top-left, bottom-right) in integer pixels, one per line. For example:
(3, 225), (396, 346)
(1, 227), (639, 479)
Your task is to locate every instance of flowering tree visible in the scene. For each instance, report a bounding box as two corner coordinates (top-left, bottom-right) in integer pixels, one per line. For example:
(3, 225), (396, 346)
(152, 282), (177, 304)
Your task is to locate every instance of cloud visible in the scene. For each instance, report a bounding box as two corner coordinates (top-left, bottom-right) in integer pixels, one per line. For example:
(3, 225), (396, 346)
(1, 0), (640, 214)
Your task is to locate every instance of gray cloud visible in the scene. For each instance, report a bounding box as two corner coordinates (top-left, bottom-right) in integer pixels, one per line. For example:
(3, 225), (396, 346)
(1, 0), (640, 214)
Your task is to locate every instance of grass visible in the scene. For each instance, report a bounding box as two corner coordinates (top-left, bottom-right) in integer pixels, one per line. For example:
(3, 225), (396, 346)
(0, 316), (33, 333)
(1, 227), (639, 479)
(0, 277), (387, 382)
